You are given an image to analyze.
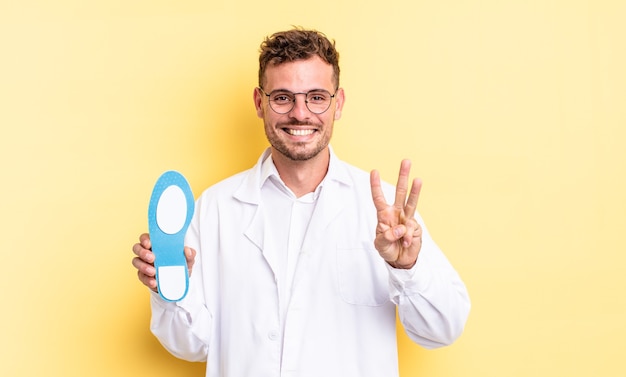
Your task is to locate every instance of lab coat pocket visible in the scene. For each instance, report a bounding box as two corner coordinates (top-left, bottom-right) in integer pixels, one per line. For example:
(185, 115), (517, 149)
(336, 247), (389, 306)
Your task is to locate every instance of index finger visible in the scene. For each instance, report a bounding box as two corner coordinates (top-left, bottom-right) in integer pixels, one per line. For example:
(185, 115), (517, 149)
(139, 233), (151, 249)
(370, 169), (389, 211)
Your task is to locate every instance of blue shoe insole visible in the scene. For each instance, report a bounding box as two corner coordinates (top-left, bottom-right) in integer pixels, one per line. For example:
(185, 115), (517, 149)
(148, 171), (195, 302)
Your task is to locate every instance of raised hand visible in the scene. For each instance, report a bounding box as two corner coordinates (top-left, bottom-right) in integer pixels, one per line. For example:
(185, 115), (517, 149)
(370, 159), (423, 269)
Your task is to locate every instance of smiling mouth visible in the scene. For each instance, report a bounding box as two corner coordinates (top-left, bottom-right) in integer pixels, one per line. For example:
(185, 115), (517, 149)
(285, 128), (315, 136)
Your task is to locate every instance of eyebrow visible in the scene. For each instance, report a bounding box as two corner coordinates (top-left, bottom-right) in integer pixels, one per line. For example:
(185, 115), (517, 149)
(267, 88), (331, 93)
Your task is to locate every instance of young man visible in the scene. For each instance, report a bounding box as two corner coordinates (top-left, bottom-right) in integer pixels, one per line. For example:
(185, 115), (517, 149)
(132, 28), (470, 377)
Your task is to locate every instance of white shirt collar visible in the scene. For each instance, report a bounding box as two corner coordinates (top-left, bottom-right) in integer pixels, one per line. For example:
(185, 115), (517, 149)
(233, 145), (352, 205)
(260, 152), (324, 201)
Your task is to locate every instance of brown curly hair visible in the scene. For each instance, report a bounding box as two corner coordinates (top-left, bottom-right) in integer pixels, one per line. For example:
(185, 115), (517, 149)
(258, 28), (340, 89)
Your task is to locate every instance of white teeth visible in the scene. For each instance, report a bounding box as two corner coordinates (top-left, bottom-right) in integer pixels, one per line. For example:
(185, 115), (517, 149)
(287, 129), (314, 136)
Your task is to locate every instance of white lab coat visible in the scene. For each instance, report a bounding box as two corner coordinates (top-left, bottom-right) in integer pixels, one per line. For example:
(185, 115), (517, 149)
(150, 147), (470, 377)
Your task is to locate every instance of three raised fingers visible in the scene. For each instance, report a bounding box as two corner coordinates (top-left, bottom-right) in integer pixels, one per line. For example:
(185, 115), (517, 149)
(371, 159), (422, 215)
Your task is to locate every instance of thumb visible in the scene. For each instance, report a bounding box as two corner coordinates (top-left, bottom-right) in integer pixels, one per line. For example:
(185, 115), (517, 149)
(375, 224), (406, 250)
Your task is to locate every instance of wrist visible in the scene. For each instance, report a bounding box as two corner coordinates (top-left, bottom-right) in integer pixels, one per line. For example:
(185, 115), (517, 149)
(387, 259), (417, 270)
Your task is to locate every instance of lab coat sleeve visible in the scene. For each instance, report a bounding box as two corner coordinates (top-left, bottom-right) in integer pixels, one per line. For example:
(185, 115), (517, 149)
(386, 214), (471, 349)
(149, 290), (212, 361)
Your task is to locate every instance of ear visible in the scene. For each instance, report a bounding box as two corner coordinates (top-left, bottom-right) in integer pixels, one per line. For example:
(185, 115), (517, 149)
(253, 88), (264, 118)
(333, 88), (345, 120)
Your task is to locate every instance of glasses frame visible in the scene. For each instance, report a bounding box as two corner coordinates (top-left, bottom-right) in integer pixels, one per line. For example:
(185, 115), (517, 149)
(258, 87), (338, 114)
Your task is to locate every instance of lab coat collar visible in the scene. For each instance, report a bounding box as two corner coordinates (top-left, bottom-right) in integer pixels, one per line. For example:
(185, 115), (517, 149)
(235, 145), (353, 276)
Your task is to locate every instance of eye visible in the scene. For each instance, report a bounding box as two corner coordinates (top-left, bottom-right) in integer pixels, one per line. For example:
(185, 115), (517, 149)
(271, 92), (294, 104)
(307, 91), (330, 103)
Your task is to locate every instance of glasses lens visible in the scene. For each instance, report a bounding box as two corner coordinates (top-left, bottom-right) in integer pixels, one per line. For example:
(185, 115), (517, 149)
(306, 91), (332, 114)
(268, 91), (294, 114)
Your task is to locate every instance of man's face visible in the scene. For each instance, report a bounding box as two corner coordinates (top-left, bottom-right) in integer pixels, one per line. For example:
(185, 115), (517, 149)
(254, 56), (345, 162)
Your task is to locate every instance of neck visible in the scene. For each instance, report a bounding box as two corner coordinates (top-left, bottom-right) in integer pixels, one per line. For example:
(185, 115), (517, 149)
(271, 147), (330, 198)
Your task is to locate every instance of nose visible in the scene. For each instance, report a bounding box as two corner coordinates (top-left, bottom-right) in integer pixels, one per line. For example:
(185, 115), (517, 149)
(288, 93), (311, 120)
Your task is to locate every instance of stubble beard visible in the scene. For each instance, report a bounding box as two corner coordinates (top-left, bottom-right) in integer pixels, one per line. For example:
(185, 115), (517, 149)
(266, 121), (333, 161)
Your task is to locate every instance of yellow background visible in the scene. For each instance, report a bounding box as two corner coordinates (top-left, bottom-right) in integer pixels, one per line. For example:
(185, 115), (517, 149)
(1, 0), (624, 376)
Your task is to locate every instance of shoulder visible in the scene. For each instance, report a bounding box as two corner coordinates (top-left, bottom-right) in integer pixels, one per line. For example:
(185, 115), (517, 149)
(197, 169), (250, 201)
(332, 157), (396, 197)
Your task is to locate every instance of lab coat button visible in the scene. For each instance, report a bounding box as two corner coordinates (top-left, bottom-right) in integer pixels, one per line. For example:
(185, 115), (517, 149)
(268, 330), (279, 341)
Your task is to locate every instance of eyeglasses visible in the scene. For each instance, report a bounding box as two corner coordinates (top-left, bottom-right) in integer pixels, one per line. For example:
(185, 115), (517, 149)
(259, 87), (337, 114)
